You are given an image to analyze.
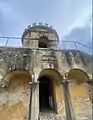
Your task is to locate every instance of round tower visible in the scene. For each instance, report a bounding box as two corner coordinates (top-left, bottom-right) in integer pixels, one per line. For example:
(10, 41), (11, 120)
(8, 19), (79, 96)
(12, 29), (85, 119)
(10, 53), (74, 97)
(22, 23), (59, 49)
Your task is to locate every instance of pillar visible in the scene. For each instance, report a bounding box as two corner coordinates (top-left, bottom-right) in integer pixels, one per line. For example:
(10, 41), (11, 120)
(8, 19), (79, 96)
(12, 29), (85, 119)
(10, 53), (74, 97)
(31, 82), (39, 120)
(61, 80), (75, 120)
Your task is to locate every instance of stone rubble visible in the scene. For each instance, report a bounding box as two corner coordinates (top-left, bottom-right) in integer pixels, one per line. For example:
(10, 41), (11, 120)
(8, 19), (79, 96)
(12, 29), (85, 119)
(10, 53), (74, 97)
(39, 113), (66, 120)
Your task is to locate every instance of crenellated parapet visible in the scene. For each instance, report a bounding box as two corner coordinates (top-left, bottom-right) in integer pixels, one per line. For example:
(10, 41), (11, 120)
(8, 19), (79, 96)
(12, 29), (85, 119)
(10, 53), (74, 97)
(22, 22), (59, 41)
(22, 23), (59, 49)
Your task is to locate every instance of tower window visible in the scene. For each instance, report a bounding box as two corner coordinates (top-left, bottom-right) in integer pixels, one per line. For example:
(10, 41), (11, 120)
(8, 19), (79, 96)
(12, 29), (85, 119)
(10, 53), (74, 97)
(39, 37), (48, 48)
(39, 42), (47, 48)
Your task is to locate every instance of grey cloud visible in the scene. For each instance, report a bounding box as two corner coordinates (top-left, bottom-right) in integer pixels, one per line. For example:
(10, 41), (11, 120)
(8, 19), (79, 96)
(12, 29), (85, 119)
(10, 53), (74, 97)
(62, 25), (92, 46)
(59, 24), (92, 54)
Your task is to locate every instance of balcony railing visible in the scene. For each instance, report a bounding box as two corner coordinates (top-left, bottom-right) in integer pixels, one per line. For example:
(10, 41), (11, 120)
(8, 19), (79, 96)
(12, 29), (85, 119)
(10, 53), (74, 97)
(0, 36), (92, 54)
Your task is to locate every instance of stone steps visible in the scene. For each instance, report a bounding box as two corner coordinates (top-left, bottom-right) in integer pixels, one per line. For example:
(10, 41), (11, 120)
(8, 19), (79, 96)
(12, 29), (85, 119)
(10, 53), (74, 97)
(39, 113), (66, 120)
(39, 113), (92, 120)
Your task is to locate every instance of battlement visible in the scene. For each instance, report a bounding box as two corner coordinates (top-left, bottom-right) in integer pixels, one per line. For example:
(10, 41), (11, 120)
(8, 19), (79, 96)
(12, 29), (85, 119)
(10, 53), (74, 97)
(24, 23), (55, 32)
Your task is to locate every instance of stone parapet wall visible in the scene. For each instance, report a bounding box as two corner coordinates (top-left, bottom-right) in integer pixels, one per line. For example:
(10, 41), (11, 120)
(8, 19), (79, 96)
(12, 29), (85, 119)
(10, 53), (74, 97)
(0, 47), (33, 82)
(61, 50), (92, 74)
(0, 47), (92, 80)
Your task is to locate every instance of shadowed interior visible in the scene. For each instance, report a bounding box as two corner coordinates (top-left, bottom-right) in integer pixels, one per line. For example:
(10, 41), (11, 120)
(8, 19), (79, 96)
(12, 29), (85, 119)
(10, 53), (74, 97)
(39, 76), (55, 112)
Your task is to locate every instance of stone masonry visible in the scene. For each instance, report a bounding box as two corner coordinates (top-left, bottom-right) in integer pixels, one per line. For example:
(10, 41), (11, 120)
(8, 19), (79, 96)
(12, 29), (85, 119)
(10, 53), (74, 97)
(0, 23), (92, 120)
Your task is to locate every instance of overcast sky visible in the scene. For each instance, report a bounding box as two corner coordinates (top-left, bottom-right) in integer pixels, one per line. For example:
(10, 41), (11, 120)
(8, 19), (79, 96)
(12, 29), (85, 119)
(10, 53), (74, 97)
(0, 0), (92, 49)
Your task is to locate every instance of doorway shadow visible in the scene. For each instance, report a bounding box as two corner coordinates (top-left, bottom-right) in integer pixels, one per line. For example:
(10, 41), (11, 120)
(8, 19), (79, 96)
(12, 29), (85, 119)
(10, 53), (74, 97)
(38, 76), (56, 113)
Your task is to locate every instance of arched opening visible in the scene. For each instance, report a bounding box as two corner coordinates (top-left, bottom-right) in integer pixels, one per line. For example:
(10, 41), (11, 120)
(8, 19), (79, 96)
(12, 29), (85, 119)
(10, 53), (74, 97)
(0, 70), (31, 120)
(39, 42), (47, 48)
(39, 37), (48, 48)
(38, 76), (55, 112)
(3, 70), (31, 87)
(67, 68), (92, 118)
(68, 68), (90, 83)
(38, 68), (64, 114)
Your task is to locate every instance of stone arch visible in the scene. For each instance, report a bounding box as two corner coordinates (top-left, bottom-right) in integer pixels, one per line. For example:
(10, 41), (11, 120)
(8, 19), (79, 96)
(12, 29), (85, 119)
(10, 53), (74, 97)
(67, 68), (90, 83)
(38, 68), (65, 114)
(67, 68), (92, 118)
(3, 70), (31, 87)
(38, 68), (62, 85)
(0, 70), (31, 120)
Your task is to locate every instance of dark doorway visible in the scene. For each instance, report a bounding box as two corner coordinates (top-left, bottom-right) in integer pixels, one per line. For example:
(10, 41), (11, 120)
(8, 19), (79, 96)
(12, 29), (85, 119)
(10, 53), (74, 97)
(39, 37), (48, 48)
(39, 76), (55, 112)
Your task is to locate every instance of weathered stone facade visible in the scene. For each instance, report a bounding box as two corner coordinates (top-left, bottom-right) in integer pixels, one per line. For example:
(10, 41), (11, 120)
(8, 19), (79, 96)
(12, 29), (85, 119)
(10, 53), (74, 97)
(0, 23), (92, 120)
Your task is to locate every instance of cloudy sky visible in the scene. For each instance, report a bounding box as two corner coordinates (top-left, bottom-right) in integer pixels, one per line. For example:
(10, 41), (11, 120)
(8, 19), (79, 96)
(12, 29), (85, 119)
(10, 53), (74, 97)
(0, 0), (92, 50)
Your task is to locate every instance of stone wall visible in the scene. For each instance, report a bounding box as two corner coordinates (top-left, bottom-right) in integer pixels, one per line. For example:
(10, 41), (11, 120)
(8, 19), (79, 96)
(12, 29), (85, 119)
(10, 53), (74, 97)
(69, 83), (92, 119)
(0, 47), (32, 84)
(0, 76), (30, 120)
(0, 47), (92, 79)
(61, 50), (92, 75)
(0, 46), (92, 120)
(33, 49), (92, 77)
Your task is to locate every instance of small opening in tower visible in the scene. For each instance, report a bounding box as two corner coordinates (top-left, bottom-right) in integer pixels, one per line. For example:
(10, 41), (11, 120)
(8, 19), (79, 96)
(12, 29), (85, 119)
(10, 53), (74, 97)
(39, 42), (47, 48)
(39, 37), (48, 48)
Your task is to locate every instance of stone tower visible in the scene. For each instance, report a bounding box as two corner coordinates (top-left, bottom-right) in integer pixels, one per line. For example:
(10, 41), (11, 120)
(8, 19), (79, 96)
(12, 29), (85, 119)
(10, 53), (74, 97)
(0, 23), (92, 120)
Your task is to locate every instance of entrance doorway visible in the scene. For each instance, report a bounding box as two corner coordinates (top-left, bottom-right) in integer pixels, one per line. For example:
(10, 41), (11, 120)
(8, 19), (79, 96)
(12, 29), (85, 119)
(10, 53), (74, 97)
(39, 76), (56, 112)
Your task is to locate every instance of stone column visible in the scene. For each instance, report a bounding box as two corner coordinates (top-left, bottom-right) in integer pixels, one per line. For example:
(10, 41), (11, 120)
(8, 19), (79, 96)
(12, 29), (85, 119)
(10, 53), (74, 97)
(61, 80), (75, 120)
(28, 84), (33, 120)
(31, 82), (39, 120)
